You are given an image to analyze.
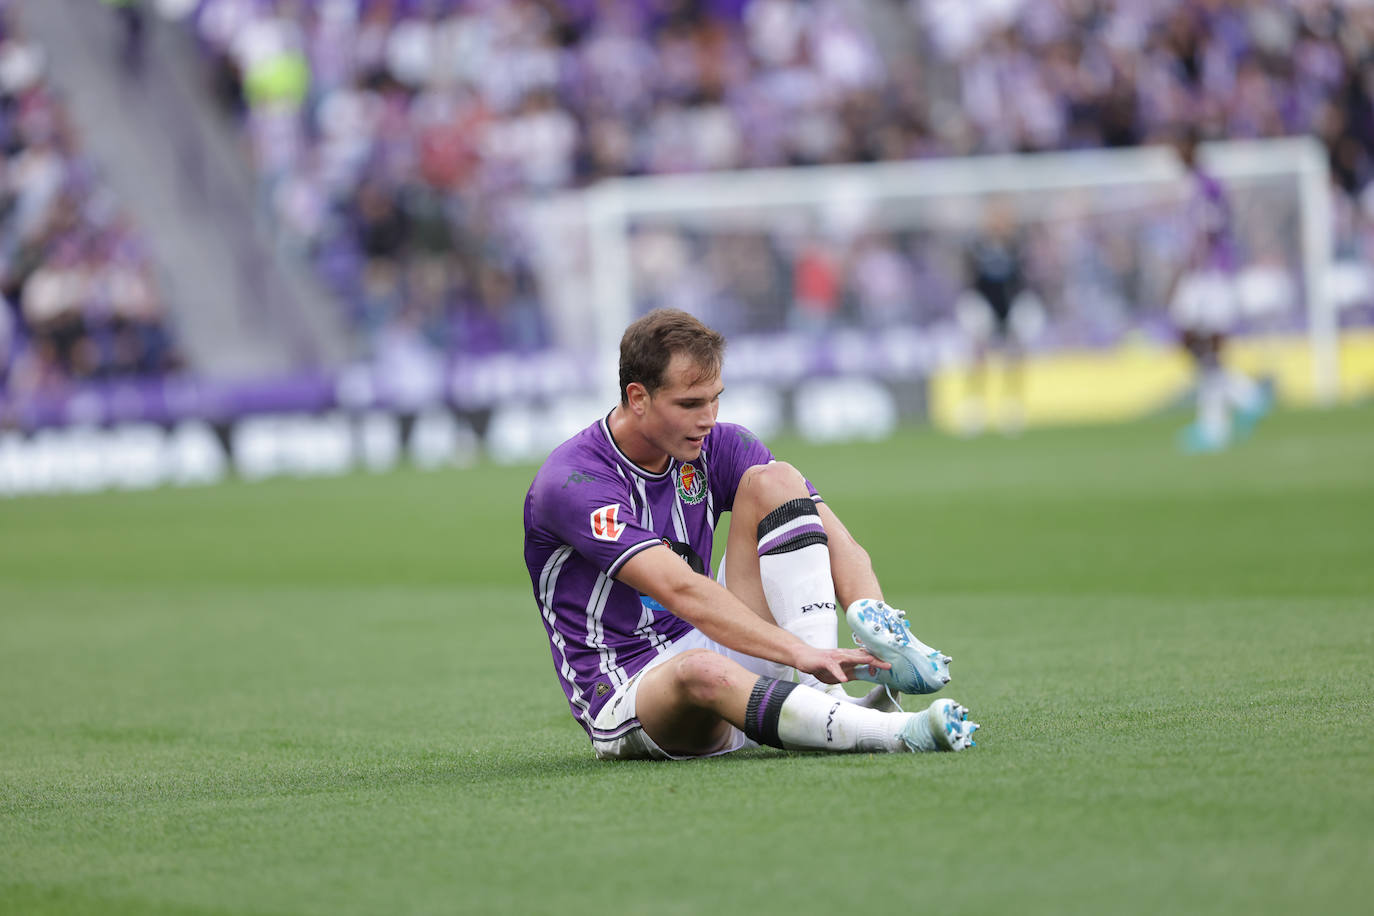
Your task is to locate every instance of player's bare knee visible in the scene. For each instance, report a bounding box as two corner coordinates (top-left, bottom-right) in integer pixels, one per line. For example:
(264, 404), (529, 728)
(738, 461), (808, 513)
(671, 649), (740, 707)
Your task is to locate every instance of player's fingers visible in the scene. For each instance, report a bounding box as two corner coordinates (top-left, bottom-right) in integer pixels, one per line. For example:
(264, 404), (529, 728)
(811, 661), (845, 685)
(839, 648), (889, 670)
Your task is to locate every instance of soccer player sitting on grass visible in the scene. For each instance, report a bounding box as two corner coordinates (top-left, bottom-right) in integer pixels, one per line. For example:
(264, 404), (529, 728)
(523, 309), (978, 760)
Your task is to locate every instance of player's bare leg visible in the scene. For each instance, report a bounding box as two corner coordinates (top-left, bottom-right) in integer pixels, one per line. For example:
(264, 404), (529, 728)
(633, 650), (751, 755)
(720, 463), (829, 612)
(635, 649), (977, 755)
(716, 463), (786, 627)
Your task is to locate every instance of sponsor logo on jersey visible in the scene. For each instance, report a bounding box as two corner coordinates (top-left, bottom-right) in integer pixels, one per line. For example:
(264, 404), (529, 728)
(676, 463), (707, 505)
(590, 504), (626, 541)
(659, 538), (707, 574)
(595, 683), (610, 697)
(562, 471), (595, 488)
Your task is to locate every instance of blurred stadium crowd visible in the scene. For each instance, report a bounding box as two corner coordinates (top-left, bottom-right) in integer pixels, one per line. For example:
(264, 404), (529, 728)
(2, 0), (1374, 395)
(0, 2), (182, 398)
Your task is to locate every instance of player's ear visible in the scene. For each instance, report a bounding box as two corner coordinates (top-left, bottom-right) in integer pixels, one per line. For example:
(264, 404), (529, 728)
(626, 381), (650, 415)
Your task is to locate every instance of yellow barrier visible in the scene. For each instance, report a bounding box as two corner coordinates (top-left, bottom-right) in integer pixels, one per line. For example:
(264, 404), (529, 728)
(930, 329), (1374, 432)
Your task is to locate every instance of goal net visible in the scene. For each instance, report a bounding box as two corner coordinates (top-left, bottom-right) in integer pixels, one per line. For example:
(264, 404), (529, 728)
(524, 137), (1334, 436)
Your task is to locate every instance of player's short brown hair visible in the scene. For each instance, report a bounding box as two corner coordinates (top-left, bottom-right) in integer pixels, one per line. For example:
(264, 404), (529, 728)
(618, 309), (725, 405)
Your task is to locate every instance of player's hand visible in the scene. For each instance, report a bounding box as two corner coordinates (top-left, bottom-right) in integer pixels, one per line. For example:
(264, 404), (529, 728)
(795, 647), (889, 685)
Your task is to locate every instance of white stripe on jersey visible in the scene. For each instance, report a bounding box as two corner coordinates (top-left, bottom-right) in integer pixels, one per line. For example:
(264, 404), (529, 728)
(633, 596), (673, 652)
(635, 475), (652, 529)
(537, 546), (592, 725)
(615, 464), (635, 515)
(615, 466), (651, 530)
(702, 450), (717, 535)
(585, 571), (627, 686)
(670, 482), (689, 543)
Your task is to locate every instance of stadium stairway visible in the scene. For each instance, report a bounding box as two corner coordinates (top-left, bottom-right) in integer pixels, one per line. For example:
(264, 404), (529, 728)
(19, 0), (353, 379)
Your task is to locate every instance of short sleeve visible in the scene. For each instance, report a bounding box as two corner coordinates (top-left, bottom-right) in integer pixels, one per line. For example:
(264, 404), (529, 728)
(528, 461), (664, 577)
(705, 422), (820, 514)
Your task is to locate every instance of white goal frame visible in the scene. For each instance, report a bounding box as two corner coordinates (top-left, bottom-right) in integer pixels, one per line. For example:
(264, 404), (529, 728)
(567, 137), (1333, 405)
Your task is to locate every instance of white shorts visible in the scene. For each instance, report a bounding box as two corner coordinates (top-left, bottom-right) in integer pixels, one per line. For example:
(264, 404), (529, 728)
(1171, 270), (1239, 334)
(590, 559), (780, 760)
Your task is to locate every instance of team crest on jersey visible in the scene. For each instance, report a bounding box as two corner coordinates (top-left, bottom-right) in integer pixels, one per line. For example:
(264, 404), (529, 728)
(590, 504), (626, 541)
(676, 463), (707, 504)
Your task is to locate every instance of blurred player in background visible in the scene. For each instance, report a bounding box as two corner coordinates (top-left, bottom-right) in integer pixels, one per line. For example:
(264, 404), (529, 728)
(954, 200), (1046, 435)
(101, 0), (147, 75)
(523, 309), (977, 760)
(1169, 128), (1272, 453)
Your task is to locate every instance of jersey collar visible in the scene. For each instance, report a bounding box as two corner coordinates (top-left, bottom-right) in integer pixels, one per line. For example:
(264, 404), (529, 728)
(599, 412), (676, 480)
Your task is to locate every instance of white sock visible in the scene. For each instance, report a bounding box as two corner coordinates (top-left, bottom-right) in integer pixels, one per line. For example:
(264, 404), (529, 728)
(756, 498), (839, 694)
(1199, 369), (1230, 441)
(766, 550), (839, 651)
(775, 683), (909, 752)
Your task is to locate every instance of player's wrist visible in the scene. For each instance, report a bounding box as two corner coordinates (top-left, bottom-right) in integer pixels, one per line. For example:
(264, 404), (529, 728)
(788, 642), (828, 676)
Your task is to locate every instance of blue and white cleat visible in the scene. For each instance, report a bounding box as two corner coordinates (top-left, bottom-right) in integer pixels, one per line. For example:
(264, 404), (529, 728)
(846, 599), (952, 695)
(897, 698), (979, 752)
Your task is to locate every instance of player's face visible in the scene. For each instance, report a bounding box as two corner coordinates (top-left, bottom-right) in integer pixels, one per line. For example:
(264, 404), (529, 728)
(644, 353), (722, 465)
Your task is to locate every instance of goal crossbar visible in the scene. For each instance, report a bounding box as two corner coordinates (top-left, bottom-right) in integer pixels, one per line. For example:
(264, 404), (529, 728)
(569, 137), (1333, 404)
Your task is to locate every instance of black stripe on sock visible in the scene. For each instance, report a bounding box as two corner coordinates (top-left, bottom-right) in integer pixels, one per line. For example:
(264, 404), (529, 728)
(763, 532), (829, 555)
(743, 676), (799, 749)
(756, 497), (823, 541)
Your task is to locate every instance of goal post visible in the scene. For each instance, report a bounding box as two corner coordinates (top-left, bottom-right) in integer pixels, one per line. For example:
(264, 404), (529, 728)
(528, 136), (1338, 422)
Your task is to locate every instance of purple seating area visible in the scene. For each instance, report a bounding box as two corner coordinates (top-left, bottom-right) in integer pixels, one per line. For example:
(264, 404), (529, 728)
(0, 3), (183, 401)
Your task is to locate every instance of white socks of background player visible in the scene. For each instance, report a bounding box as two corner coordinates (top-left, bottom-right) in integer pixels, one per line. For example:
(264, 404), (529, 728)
(756, 498), (842, 694)
(1198, 368), (1231, 442)
(1199, 367), (1263, 442)
(744, 676), (919, 753)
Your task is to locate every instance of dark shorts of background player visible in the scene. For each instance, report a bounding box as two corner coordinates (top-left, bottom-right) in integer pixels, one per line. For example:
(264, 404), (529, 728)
(1181, 329), (1224, 367)
(985, 295), (1014, 339)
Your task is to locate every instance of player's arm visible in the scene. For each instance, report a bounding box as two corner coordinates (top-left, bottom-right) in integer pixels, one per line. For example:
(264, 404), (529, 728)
(816, 501), (883, 608)
(616, 544), (882, 685)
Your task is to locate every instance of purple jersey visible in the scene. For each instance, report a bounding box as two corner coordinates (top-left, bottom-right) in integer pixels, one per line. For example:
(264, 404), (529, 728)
(523, 413), (806, 733)
(1184, 169), (1237, 273)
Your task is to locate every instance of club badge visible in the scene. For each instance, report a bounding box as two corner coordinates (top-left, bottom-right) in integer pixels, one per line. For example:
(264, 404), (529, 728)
(676, 463), (707, 505)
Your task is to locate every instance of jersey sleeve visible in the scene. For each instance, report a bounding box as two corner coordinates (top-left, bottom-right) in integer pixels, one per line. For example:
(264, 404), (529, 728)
(706, 422), (820, 514)
(528, 459), (664, 578)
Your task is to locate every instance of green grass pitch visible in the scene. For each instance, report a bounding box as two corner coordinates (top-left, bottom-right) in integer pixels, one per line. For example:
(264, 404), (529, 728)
(2, 404), (1372, 915)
